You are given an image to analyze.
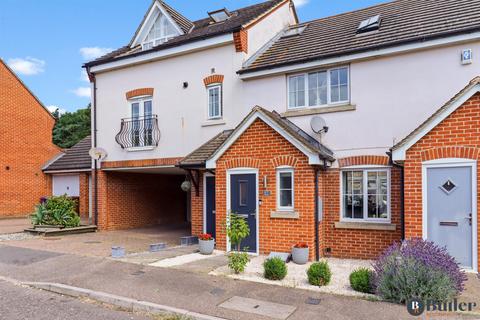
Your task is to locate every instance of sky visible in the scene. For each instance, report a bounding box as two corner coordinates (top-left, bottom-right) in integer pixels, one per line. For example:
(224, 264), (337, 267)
(0, 0), (389, 113)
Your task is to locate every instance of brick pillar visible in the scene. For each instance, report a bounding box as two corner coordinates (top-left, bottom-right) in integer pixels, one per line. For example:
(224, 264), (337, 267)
(190, 171), (204, 236)
(78, 173), (90, 220)
(93, 169), (108, 230)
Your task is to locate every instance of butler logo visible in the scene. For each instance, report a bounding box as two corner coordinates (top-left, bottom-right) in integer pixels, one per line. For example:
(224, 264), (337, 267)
(407, 298), (425, 316)
(407, 298), (477, 316)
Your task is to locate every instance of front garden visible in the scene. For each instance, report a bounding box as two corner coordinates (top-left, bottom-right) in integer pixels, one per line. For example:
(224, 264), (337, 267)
(208, 213), (468, 304)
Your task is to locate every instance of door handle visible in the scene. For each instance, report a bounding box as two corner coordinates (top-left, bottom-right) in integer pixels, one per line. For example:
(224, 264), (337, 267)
(250, 212), (256, 217)
(466, 213), (472, 226)
(212, 210), (216, 215)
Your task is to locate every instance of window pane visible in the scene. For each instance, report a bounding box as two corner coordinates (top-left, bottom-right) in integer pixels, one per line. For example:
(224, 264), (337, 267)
(352, 172), (363, 195)
(343, 171), (352, 194)
(289, 75), (305, 108)
(343, 195), (353, 219)
(280, 190), (292, 207)
(239, 181), (247, 206)
(330, 68), (349, 103)
(280, 172), (292, 189)
(308, 72), (327, 106)
(339, 67), (348, 85)
(131, 103), (140, 118)
(144, 100), (152, 116)
(353, 195), (363, 219)
(340, 85), (348, 101)
(208, 87), (221, 118)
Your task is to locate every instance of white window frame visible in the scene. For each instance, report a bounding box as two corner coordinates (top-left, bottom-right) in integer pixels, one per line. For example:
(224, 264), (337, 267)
(141, 10), (180, 50)
(129, 96), (153, 118)
(340, 167), (391, 223)
(207, 84), (223, 120)
(287, 66), (350, 109)
(276, 167), (294, 211)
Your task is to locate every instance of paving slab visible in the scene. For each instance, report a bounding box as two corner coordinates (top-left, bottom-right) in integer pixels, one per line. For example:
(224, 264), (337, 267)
(219, 296), (296, 320)
(149, 250), (224, 268)
(0, 217), (31, 234)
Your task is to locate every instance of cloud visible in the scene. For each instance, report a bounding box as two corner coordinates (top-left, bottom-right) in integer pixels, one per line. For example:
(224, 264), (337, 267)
(79, 47), (113, 60)
(46, 105), (67, 115)
(72, 87), (91, 98)
(7, 57), (45, 75)
(293, 0), (309, 7)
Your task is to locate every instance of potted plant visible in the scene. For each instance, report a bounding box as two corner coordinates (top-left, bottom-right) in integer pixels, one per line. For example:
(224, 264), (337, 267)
(198, 233), (215, 255)
(292, 242), (309, 265)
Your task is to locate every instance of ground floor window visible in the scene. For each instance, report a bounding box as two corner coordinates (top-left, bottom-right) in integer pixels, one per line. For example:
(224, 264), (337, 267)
(341, 168), (390, 222)
(277, 167), (294, 211)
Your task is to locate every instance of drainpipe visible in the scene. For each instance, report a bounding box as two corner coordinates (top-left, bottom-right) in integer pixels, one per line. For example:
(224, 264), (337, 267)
(388, 151), (405, 240)
(86, 66), (98, 226)
(314, 167), (320, 261)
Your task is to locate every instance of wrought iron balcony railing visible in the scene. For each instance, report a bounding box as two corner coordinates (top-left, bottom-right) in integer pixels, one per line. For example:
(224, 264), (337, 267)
(115, 115), (161, 149)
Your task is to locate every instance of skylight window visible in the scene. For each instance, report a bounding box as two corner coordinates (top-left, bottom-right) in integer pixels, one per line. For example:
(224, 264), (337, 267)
(282, 25), (307, 38)
(357, 15), (381, 33)
(208, 8), (231, 23)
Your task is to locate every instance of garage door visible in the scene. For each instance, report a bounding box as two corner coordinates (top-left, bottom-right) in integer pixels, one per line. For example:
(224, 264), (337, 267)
(52, 175), (80, 197)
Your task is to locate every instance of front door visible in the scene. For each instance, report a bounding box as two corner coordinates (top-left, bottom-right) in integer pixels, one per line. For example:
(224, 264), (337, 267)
(230, 173), (257, 253)
(426, 165), (473, 269)
(205, 176), (216, 239)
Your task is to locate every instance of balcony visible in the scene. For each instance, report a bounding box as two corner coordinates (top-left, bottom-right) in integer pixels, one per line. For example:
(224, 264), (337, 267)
(115, 115), (161, 150)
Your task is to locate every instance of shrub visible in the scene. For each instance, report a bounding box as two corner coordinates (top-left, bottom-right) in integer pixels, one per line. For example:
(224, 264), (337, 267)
(349, 268), (374, 293)
(225, 213), (250, 252)
(31, 195), (81, 228)
(373, 238), (467, 304)
(263, 257), (287, 280)
(228, 252), (250, 274)
(307, 261), (331, 286)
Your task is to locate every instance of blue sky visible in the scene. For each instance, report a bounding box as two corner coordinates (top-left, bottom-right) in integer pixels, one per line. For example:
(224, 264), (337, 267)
(0, 0), (388, 113)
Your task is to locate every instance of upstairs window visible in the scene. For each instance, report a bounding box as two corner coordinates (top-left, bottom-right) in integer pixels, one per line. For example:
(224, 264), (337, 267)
(288, 66), (349, 109)
(207, 84), (222, 120)
(142, 12), (179, 50)
(357, 15), (381, 34)
(208, 9), (231, 23)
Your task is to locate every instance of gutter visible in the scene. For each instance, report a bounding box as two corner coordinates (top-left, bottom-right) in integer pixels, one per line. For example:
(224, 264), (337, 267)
(314, 167), (320, 261)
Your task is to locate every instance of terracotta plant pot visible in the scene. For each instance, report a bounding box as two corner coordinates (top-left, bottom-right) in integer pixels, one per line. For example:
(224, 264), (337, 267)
(199, 239), (215, 255)
(292, 246), (309, 264)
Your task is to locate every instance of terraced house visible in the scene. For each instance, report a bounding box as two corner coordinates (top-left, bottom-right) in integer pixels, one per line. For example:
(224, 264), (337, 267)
(83, 0), (480, 272)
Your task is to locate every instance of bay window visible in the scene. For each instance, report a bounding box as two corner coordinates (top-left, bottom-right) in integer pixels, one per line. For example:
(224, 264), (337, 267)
(341, 168), (390, 222)
(288, 66), (349, 109)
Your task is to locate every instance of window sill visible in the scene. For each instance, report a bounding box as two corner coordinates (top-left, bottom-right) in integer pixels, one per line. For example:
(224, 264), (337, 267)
(201, 119), (226, 127)
(282, 104), (356, 118)
(125, 146), (156, 152)
(271, 211), (299, 219)
(334, 221), (396, 231)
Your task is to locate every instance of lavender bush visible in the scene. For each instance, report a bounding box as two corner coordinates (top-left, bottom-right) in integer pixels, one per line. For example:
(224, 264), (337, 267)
(373, 238), (467, 303)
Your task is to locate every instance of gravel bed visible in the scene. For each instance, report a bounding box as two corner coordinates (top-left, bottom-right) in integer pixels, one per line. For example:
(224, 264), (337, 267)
(0, 233), (36, 242)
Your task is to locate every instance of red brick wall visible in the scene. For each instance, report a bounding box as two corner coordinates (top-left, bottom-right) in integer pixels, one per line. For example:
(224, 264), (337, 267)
(215, 119), (317, 258)
(95, 171), (187, 230)
(191, 171), (204, 236)
(320, 166), (403, 259)
(405, 92), (480, 269)
(233, 29), (248, 53)
(78, 173), (90, 220)
(0, 60), (60, 217)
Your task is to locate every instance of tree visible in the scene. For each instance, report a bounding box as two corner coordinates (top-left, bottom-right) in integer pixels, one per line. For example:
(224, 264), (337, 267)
(52, 104), (91, 148)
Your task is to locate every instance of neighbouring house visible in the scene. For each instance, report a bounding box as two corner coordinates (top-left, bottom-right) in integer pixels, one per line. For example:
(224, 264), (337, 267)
(42, 136), (93, 223)
(83, 0), (480, 272)
(0, 58), (60, 217)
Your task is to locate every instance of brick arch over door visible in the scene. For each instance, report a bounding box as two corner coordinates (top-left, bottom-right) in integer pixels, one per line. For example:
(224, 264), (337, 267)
(420, 146), (480, 162)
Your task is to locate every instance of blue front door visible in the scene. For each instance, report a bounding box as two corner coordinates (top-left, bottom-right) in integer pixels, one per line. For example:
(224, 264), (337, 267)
(427, 166), (473, 269)
(205, 176), (216, 239)
(230, 173), (257, 253)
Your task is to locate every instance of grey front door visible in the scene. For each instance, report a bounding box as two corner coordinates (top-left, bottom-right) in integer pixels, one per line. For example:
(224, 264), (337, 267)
(427, 166), (473, 268)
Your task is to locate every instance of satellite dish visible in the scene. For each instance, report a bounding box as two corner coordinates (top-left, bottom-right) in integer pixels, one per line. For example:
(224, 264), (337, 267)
(89, 147), (108, 161)
(310, 116), (329, 134)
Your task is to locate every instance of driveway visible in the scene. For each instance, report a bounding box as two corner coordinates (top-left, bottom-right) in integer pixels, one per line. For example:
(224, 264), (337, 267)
(0, 217), (31, 234)
(4, 224), (191, 257)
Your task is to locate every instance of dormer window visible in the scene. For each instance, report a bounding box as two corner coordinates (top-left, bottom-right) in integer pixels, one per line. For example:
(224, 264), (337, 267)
(208, 8), (231, 23)
(142, 11), (180, 50)
(357, 15), (381, 34)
